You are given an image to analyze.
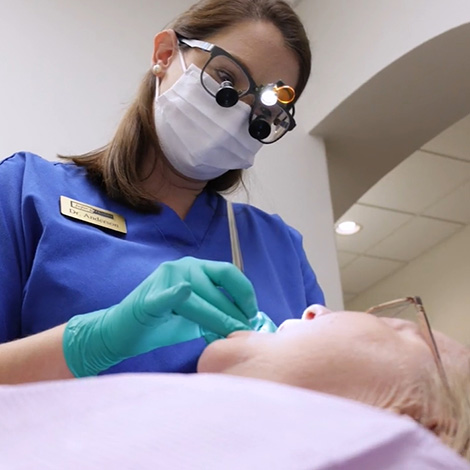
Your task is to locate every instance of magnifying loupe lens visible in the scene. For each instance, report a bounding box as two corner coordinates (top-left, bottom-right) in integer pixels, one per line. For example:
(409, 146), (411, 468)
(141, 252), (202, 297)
(249, 117), (271, 140)
(216, 83), (239, 107)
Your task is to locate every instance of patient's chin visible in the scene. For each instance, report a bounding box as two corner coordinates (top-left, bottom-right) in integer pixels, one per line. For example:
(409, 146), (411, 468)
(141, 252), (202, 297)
(197, 339), (234, 373)
(197, 345), (219, 373)
(197, 335), (255, 374)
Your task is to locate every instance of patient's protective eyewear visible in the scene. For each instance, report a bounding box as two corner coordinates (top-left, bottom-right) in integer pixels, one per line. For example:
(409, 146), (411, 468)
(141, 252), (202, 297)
(366, 296), (450, 391)
(177, 34), (296, 144)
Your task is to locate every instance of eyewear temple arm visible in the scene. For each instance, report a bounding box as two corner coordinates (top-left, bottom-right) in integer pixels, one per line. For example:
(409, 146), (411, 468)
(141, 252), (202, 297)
(366, 296), (450, 390)
(177, 36), (215, 54)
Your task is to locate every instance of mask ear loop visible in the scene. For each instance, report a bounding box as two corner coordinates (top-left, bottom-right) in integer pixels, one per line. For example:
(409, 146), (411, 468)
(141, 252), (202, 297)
(155, 74), (161, 99)
(177, 47), (188, 73)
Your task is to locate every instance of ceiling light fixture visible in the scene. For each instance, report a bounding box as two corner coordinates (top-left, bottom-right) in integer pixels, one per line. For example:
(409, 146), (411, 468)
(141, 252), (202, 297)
(335, 220), (362, 235)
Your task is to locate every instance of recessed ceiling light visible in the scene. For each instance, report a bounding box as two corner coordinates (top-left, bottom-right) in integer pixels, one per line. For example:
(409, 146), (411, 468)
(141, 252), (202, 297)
(335, 220), (362, 235)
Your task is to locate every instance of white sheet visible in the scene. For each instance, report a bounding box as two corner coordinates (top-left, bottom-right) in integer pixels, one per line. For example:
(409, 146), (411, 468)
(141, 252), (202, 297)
(0, 373), (468, 469)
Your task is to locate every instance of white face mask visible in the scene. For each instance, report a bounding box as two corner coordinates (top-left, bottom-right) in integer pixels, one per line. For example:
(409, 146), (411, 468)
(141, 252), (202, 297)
(153, 52), (263, 181)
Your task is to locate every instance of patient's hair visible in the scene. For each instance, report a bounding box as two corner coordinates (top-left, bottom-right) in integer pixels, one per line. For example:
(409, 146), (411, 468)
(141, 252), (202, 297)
(389, 358), (470, 460)
(435, 363), (470, 460)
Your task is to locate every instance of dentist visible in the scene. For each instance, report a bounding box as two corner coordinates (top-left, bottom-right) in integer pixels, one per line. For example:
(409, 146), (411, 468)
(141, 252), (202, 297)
(0, 0), (324, 383)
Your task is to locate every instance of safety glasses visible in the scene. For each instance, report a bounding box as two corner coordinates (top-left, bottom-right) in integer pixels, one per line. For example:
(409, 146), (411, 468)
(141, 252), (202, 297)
(177, 34), (296, 144)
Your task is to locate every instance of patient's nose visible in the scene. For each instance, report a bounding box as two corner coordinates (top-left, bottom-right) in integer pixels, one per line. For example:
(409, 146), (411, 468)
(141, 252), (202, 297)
(302, 304), (332, 320)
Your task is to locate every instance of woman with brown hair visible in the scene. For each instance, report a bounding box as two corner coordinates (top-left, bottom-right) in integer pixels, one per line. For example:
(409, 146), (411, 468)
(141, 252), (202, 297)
(0, 0), (324, 383)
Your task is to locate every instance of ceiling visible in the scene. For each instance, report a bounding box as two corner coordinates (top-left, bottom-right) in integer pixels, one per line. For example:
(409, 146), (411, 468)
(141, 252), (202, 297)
(336, 114), (470, 303)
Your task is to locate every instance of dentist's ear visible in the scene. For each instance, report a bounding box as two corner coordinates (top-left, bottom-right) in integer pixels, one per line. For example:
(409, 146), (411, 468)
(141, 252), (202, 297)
(151, 29), (179, 73)
(302, 304), (332, 320)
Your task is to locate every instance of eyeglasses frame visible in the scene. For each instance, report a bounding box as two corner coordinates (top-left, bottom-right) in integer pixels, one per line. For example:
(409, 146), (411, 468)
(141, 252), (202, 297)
(366, 296), (450, 391)
(176, 34), (296, 143)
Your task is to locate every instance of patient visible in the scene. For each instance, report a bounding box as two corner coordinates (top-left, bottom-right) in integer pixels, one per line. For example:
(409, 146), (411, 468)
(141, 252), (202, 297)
(197, 305), (470, 460)
(2, 305), (469, 468)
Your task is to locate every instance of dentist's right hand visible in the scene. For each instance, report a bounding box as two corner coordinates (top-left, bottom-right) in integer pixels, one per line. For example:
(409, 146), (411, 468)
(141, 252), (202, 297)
(63, 257), (258, 377)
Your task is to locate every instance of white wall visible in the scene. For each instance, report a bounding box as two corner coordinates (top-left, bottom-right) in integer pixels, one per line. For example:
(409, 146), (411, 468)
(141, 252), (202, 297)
(0, 0), (193, 157)
(297, 0), (470, 129)
(0, 0), (343, 309)
(346, 226), (470, 347)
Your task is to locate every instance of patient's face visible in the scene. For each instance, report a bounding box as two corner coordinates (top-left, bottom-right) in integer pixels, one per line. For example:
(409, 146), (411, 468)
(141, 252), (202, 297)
(197, 307), (464, 405)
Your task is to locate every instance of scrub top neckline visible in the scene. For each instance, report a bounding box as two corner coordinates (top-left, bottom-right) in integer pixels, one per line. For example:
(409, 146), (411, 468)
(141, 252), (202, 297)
(154, 189), (221, 252)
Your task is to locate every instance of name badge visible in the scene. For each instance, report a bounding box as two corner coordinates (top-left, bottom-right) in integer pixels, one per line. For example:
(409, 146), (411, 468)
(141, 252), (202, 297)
(60, 196), (127, 234)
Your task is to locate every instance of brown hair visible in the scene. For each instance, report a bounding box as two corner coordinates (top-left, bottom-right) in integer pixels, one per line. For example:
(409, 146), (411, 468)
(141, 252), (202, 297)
(62, 0), (312, 211)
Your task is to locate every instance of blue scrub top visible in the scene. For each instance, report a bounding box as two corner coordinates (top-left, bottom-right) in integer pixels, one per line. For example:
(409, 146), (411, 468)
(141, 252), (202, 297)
(0, 153), (325, 374)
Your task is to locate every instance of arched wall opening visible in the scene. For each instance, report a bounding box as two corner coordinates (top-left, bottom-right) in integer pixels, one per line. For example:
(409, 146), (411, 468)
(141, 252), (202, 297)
(311, 23), (470, 219)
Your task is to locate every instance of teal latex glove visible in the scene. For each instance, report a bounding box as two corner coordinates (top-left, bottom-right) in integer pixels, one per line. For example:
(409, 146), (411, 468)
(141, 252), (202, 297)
(63, 257), (259, 377)
(202, 310), (277, 342)
(250, 311), (278, 333)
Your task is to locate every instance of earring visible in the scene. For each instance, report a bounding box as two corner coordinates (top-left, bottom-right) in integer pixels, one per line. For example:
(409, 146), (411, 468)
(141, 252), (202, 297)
(152, 63), (162, 76)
